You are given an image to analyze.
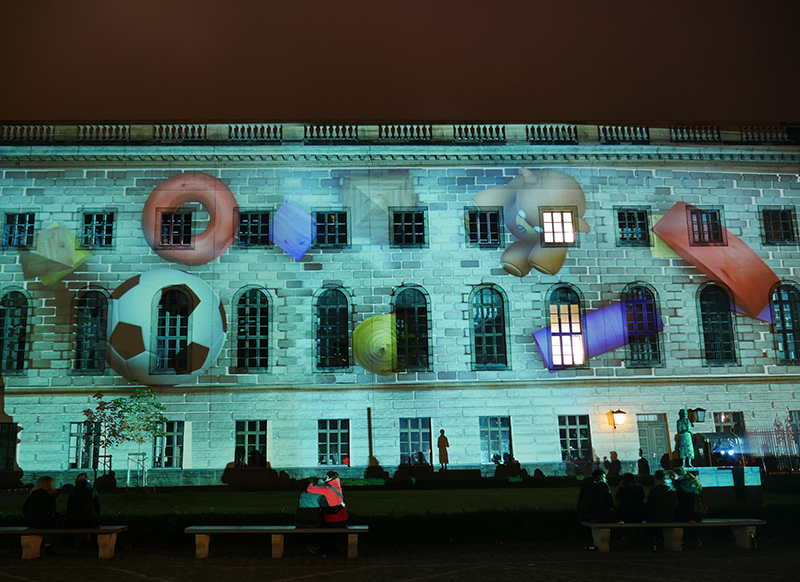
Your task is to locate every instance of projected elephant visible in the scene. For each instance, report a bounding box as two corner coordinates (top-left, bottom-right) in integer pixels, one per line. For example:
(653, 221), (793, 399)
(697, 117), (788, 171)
(472, 169), (590, 277)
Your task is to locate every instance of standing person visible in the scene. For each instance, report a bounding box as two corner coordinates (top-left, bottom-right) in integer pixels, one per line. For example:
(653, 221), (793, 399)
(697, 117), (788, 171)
(676, 409), (695, 468)
(23, 476), (58, 555)
(66, 473), (101, 554)
(437, 429), (449, 470)
(615, 473), (647, 523)
(295, 477), (329, 553)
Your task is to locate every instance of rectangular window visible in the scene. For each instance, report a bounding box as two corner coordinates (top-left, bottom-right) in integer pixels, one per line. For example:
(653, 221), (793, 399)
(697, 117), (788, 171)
(159, 212), (193, 247)
(68, 421), (103, 470)
(153, 421), (185, 468)
(550, 303), (584, 367)
(479, 416), (512, 464)
(688, 208), (725, 245)
(616, 208), (650, 246)
(390, 208), (426, 247)
(541, 210), (576, 245)
(558, 415), (592, 463)
(237, 211), (272, 246)
(399, 418), (431, 465)
(3, 213), (35, 247)
(318, 419), (350, 466)
(81, 212), (114, 247)
(0, 423), (17, 471)
(761, 207), (797, 245)
(465, 208), (501, 246)
(315, 211), (348, 247)
(235, 420), (268, 467)
(713, 411), (745, 435)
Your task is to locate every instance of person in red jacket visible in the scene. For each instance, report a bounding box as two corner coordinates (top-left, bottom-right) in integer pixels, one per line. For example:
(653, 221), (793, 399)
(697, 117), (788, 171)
(307, 471), (348, 554)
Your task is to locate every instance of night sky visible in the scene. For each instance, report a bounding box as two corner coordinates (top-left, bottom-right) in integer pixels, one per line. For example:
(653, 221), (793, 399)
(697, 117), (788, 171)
(1, 1), (798, 124)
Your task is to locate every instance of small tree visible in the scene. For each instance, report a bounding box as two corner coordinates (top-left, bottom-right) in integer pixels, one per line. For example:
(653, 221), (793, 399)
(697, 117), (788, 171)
(83, 389), (169, 449)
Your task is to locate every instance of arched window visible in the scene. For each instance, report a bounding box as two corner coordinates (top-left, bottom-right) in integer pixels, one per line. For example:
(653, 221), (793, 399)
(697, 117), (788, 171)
(624, 285), (661, 367)
(471, 286), (508, 370)
(548, 286), (584, 368)
(156, 288), (189, 372)
(394, 287), (430, 371)
(316, 289), (349, 369)
(236, 289), (269, 370)
(772, 284), (800, 364)
(0, 291), (28, 371)
(75, 290), (108, 372)
(699, 285), (736, 365)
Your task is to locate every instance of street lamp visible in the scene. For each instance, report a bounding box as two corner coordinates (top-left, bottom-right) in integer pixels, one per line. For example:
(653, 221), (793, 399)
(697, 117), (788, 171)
(609, 409), (626, 429)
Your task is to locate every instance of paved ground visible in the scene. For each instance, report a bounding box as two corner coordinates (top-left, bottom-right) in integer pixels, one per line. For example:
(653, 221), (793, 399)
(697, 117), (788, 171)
(0, 534), (798, 582)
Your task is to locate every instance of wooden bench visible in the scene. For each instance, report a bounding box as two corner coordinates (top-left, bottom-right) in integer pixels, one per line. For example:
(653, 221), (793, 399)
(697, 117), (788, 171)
(185, 525), (368, 559)
(0, 525), (128, 559)
(581, 518), (766, 552)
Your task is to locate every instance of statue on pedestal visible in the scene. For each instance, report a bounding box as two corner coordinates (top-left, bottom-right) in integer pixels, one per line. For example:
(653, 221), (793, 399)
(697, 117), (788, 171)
(676, 409), (695, 468)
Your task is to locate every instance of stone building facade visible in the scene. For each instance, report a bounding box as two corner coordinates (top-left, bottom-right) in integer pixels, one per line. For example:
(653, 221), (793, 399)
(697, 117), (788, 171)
(1, 122), (799, 486)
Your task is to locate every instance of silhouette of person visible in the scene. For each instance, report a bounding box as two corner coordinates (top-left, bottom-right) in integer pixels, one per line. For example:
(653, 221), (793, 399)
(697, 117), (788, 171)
(437, 429), (449, 470)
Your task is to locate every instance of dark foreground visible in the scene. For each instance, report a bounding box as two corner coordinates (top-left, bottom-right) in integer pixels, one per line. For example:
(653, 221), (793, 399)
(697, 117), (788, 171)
(0, 536), (798, 582)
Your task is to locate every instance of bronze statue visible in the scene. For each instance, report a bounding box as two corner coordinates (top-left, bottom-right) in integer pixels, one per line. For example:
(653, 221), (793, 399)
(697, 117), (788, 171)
(676, 409), (694, 467)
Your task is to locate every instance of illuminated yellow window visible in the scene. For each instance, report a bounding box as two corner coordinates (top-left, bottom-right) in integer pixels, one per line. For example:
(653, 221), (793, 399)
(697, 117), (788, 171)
(548, 287), (584, 368)
(542, 211), (576, 245)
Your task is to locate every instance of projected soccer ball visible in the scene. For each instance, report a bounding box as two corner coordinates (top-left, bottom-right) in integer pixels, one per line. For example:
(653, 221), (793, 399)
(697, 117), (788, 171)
(106, 269), (227, 385)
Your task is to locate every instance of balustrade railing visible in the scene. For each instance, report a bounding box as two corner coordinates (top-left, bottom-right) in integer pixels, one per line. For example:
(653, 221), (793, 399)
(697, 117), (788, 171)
(453, 124), (505, 142)
(305, 125), (359, 142)
(741, 125), (790, 144)
(527, 124), (578, 144)
(228, 124), (282, 141)
(77, 125), (131, 141)
(598, 125), (650, 144)
(378, 124), (433, 141)
(0, 125), (55, 141)
(153, 124), (207, 141)
(670, 125), (720, 142)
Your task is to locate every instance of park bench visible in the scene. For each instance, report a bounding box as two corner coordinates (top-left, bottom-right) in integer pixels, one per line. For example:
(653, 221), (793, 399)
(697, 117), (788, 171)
(581, 518), (766, 552)
(184, 525), (369, 558)
(0, 525), (128, 559)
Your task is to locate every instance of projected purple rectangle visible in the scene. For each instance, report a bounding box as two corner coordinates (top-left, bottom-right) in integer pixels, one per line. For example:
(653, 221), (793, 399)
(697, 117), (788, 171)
(533, 300), (664, 371)
(270, 200), (317, 261)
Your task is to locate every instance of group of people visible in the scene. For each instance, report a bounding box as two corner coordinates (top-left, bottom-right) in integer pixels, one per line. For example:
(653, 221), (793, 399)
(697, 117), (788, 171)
(22, 473), (102, 555)
(579, 467), (706, 526)
(294, 470), (349, 555)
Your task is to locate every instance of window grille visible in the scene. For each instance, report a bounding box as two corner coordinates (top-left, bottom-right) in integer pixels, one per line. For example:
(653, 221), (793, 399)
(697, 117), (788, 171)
(713, 411), (745, 435)
(625, 286), (661, 366)
(542, 210), (576, 245)
(689, 208), (724, 244)
(559, 415), (592, 462)
(156, 289), (189, 372)
(2, 213), (35, 247)
(399, 418), (432, 465)
(391, 209), (426, 246)
(237, 211), (272, 246)
(69, 421), (102, 470)
(0, 423), (17, 471)
(153, 421), (184, 468)
(82, 213), (114, 247)
(466, 208), (501, 246)
(548, 287), (584, 368)
(316, 211), (348, 246)
(699, 286), (737, 365)
(761, 208), (797, 245)
(315, 289), (349, 369)
(772, 284), (800, 364)
(616, 208), (650, 246)
(471, 286), (508, 370)
(235, 420), (268, 467)
(75, 291), (108, 372)
(479, 416), (512, 464)
(0, 291), (28, 372)
(318, 419), (349, 466)
(236, 289), (269, 370)
(395, 287), (430, 371)
(160, 212), (192, 247)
